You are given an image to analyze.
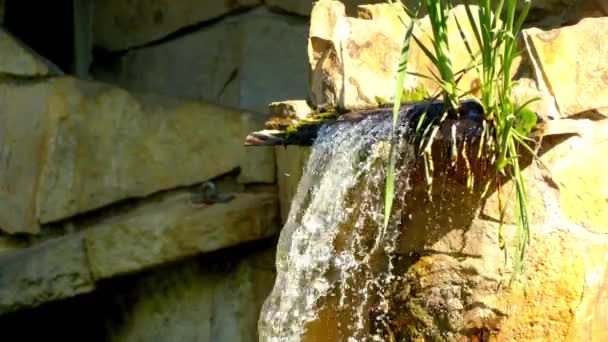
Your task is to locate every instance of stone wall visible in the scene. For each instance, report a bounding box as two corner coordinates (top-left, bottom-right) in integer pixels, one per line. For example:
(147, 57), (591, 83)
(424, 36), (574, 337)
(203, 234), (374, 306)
(1, 1), (607, 341)
(0, 1), (299, 340)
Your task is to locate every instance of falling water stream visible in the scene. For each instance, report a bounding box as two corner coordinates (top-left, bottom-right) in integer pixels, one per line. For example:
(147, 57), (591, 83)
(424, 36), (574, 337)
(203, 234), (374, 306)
(259, 112), (417, 341)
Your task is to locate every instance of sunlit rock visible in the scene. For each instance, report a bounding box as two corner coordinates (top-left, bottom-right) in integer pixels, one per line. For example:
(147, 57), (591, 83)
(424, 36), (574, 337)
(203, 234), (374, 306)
(308, 1), (410, 110)
(307, 2), (493, 111)
(258, 107), (608, 340)
(524, 17), (608, 118)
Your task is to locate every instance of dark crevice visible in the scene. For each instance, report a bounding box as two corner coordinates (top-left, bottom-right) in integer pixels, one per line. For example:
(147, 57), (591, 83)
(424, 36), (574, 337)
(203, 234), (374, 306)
(4, 0), (74, 73)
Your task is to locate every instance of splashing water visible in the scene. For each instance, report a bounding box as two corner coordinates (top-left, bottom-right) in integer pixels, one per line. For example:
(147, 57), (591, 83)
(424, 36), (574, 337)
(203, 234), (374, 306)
(259, 112), (416, 341)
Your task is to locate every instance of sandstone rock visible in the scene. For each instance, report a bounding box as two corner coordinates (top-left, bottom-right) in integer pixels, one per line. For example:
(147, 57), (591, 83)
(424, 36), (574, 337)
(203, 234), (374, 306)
(106, 245), (275, 342)
(266, 0), (387, 16)
(269, 0), (603, 23)
(308, 1), (409, 110)
(0, 28), (61, 77)
(93, 0), (261, 51)
(0, 80), (54, 234)
(85, 192), (279, 279)
(268, 100), (313, 120)
(262, 110), (608, 340)
(537, 119), (608, 234)
(0, 77), (274, 234)
(524, 17), (608, 118)
(307, 3), (492, 111)
(93, 8), (309, 114)
(275, 146), (311, 223)
(0, 234), (94, 314)
(567, 253), (608, 341)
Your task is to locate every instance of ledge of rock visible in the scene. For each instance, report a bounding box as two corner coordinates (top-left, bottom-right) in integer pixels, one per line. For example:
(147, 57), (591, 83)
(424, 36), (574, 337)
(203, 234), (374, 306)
(0, 190), (278, 314)
(0, 235), (94, 314)
(0, 76), (274, 234)
(0, 28), (62, 77)
(93, 0), (261, 51)
(85, 191), (279, 280)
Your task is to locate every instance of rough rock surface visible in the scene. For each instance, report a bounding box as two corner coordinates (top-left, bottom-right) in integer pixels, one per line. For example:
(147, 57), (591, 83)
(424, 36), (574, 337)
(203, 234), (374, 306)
(0, 28), (61, 77)
(308, 1), (409, 110)
(0, 235), (94, 314)
(0, 77), (273, 234)
(94, 8), (308, 114)
(266, 130), (608, 340)
(524, 17), (608, 117)
(93, 0), (261, 51)
(106, 246), (276, 342)
(85, 192), (279, 279)
(0, 189), (278, 314)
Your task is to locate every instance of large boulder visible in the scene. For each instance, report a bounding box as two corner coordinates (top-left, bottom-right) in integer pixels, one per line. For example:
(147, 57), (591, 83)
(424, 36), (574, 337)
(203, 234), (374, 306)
(0, 76), (274, 234)
(261, 120), (608, 341)
(0, 235), (94, 314)
(93, 7), (309, 114)
(524, 17), (608, 118)
(308, 1), (409, 111)
(307, 2), (489, 111)
(93, 0), (261, 51)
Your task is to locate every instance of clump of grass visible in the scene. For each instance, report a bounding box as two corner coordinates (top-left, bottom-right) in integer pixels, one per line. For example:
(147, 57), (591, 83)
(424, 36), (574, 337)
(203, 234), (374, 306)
(384, 0), (536, 281)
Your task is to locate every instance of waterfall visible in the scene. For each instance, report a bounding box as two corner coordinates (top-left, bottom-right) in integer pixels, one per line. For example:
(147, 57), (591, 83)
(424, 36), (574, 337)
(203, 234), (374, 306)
(259, 112), (416, 341)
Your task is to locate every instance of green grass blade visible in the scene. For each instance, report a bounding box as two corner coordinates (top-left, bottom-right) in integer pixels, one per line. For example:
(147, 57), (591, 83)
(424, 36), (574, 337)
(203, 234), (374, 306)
(384, 1), (419, 229)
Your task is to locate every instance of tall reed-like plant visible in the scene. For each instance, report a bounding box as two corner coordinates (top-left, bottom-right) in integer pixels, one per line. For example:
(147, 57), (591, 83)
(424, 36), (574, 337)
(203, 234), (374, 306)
(384, 0), (536, 281)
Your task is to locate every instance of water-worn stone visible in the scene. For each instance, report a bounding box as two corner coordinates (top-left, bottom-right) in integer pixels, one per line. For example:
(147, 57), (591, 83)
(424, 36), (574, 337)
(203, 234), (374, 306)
(0, 28), (61, 77)
(524, 17), (608, 117)
(0, 234), (94, 314)
(85, 192), (279, 279)
(269, 0), (604, 23)
(262, 100), (608, 340)
(106, 246), (275, 342)
(0, 76), (273, 234)
(536, 119), (608, 234)
(94, 8), (308, 114)
(93, 0), (261, 51)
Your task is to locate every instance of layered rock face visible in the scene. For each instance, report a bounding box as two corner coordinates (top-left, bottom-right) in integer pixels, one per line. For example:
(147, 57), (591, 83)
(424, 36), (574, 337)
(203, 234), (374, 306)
(0, 12), (280, 341)
(1, 0), (607, 341)
(260, 1), (608, 341)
